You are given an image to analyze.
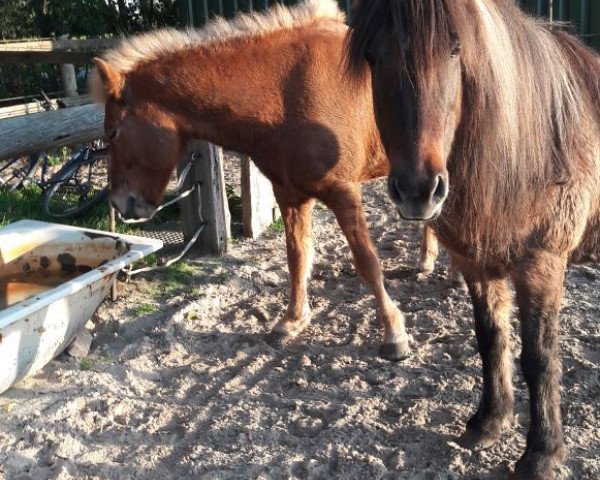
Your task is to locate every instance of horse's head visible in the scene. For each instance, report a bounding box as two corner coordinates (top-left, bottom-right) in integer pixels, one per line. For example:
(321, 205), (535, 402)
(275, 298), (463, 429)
(92, 58), (186, 220)
(348, 0), (472, 220)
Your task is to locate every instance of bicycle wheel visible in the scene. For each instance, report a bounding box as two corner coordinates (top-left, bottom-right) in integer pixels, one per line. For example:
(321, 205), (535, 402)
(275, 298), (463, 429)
(42, 149), (109, 218)
(0, 155), (40, 190)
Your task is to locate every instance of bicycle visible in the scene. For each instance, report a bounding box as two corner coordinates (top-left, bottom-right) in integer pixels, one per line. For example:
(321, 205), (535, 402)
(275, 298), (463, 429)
(0, 93), (109, 219)
(41, 142), (110, 218)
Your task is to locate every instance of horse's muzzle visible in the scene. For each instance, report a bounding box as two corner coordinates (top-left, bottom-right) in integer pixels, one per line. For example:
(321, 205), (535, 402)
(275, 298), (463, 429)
(109, 191), (156, 221)
(387, 171), (448, 221)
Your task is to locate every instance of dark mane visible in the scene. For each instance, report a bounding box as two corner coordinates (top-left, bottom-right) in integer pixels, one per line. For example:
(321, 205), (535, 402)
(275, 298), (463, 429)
(347, 0), (600, 259)
(346, 0), (475, 77)
(345, 0), (388, 78)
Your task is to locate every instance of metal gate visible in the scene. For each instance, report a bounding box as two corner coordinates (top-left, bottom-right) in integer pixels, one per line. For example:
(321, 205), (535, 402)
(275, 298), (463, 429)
(180, 0), (599, 51)
(520, 0), (599, 50)
(179, 0), (351, 26)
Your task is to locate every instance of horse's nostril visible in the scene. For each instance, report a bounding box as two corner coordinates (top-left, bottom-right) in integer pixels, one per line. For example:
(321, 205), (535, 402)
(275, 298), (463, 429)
(126, 195), (136, 212)
(388, 175), (404, 203)
(432, 174), (447, 201)
(394, 177), (405, 201)
(120, 195), (139, 219)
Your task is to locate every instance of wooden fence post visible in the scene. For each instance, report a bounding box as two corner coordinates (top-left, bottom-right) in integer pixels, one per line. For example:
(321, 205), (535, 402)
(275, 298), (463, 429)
(241, 155), (280, 238)
(58, 35), (78, 98)
(108, 205), (118, 301)
(179, 141), (230, 256)
(60, 64), (78, 97)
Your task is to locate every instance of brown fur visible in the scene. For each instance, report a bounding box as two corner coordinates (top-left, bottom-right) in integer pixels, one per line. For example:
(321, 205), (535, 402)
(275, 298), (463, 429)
(347, 0), (600, 477)
(92, 0), (439, 360)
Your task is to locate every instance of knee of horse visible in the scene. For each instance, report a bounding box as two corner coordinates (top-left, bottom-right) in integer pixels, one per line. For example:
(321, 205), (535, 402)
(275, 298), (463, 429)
(519, 346), (556, 387)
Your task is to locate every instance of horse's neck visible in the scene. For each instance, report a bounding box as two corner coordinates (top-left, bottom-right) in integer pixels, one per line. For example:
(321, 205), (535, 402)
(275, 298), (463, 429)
(136, 41), (286, 156)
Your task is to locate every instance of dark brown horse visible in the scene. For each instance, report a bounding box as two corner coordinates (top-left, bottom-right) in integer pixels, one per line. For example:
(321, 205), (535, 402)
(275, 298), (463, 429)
(347, 0), (600, 478)
(91, 0), (444, 361)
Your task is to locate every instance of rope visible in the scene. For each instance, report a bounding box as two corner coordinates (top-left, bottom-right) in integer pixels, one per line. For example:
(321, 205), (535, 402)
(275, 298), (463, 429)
(124, 219), (205, 276)
(119, 156), (207, 277)
(117, 161), (194, 224)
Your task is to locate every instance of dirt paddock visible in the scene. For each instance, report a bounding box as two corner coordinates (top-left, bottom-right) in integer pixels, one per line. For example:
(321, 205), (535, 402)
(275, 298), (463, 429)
(0, 179), (598, 480)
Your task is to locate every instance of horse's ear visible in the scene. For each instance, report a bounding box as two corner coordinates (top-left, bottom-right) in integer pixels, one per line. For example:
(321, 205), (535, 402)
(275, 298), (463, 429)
(91, 58), (123, 101)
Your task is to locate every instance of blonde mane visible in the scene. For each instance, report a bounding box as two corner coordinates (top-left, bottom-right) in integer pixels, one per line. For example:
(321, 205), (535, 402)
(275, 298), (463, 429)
(100, 0), (343, 76)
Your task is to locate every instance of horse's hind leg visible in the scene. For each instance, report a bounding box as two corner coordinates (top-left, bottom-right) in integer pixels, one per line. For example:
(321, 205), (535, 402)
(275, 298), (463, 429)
(449, 255), (467, 290)
(458, 270), (514, 450)
(417, 224), (438, 275)
(512, 251), (567, 480)
(264, 191), (315, 347)
(418, 226), (466, 289)
(326, 184), (409, 361)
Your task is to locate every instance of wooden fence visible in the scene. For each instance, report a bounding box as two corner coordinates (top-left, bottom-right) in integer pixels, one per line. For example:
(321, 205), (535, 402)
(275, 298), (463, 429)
(0, 38), (119, 64)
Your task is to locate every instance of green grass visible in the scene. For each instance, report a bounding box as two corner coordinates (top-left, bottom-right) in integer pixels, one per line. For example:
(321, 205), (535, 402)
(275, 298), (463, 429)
(79, 354), (111, 371)
(0, 185), (134, 233)
(133, 260), (204, 302)
(0, 186), (45, 226)
(314, 201), (328, 212)
(45, 147), (71, 167)
(130, 302), (158, 316)
(158, 261), (203, 297)
(226, 184), (242, 218)
(269, 217), (285, 233)
(79, 358), (92, 371)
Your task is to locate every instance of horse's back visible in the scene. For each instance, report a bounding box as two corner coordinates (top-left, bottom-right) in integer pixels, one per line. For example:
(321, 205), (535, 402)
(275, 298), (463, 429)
(260, 21), (386, 186)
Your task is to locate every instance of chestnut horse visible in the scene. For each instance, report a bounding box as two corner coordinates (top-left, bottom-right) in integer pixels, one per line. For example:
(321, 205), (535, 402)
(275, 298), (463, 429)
(347, 0), (600, 477)
(91, 0), (442, 361)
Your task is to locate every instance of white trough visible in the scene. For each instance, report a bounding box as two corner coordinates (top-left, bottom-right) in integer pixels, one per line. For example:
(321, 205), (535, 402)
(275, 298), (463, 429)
(0, 220), (162, 394)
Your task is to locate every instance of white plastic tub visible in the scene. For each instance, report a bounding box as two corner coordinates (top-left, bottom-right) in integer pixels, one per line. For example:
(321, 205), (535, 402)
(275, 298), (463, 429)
(0, 220), (162, 394)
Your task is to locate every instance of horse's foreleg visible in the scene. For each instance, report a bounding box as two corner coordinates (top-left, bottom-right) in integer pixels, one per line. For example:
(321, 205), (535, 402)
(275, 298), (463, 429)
(327, 185), (409, 361)
(417, 224), (438, 275)
(264, 192), (315, 347)
(458, 271), (514, 450)
(512, 251), (567, 480)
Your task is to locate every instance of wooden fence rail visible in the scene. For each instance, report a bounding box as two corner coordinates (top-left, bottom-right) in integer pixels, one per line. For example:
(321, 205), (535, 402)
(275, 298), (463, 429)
(0, 95), (92, 120)
(0, 38), (120, 64)
(0, 104), (104, 160)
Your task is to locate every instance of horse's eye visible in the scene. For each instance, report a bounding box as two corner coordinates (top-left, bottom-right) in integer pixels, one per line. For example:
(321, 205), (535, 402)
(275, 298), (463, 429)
(107, 129), (119, 141)
(451, 43), (461, 58)
(364, 48), (376, 67)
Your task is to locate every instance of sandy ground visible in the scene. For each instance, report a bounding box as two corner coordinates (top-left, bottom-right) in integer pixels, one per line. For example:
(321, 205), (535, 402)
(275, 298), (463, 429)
(0, 178), (598, 480)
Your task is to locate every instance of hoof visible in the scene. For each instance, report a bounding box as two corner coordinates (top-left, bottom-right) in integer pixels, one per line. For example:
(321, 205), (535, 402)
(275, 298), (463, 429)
(417, 261), (435, 276)
(264, 330), (293, 349)
(512, 447), (564, 480)
(511, 470), (552, 480)
(512, 461), (553, 480)
(457, 427), (501, 451)
(415, 272), (430, 283)
(379, 341), (410, 361)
